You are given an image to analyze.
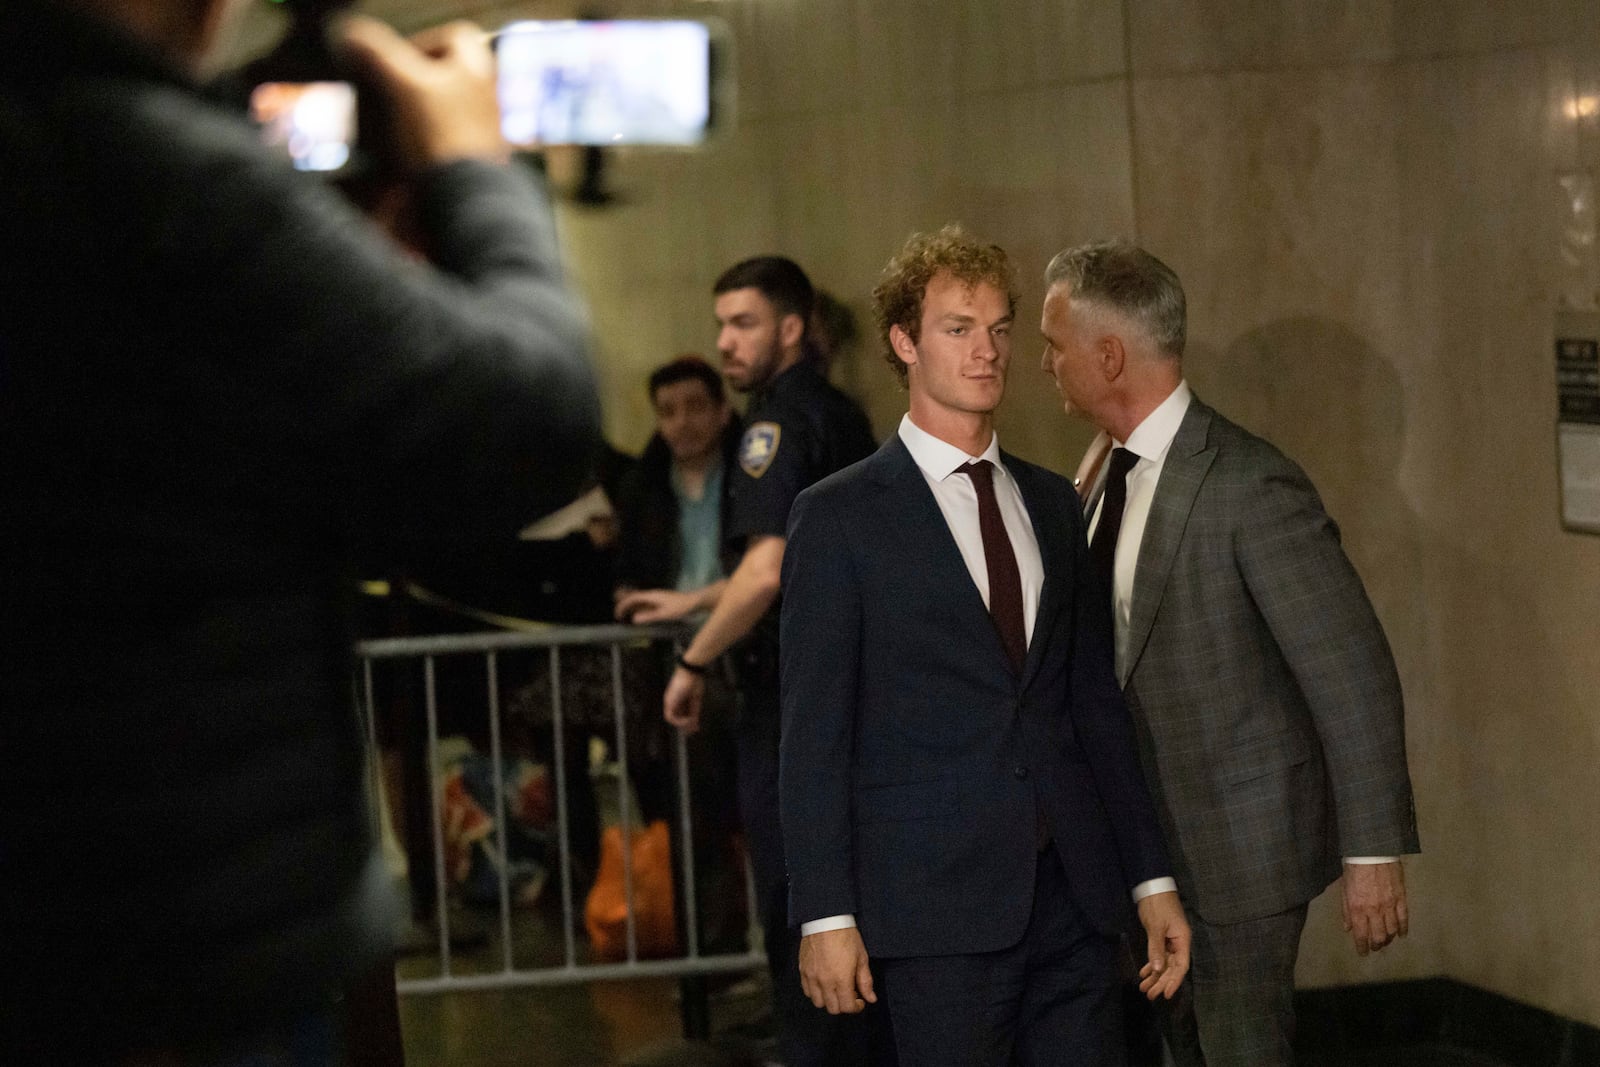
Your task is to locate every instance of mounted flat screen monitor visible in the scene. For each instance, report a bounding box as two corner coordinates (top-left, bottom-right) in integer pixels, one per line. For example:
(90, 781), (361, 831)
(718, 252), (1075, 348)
(494, 19), (723, 148)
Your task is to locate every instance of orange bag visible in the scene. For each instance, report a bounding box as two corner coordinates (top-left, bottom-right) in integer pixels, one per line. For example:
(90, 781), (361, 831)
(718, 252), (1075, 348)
(584, 819), (680, 961)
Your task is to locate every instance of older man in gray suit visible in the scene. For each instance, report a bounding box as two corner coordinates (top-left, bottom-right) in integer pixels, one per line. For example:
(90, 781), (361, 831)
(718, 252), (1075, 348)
(1038, 241), (1419, 1067)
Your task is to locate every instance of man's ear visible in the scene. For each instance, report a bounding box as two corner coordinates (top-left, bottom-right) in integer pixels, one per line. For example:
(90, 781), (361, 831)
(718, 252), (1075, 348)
(1100, 332), (1127, 383)
(889, 324), (918, 369)
(779, 312), (806, 353)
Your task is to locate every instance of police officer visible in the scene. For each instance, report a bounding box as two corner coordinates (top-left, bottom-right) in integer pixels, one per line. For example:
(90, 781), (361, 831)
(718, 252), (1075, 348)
(616, 256), (884, 1067)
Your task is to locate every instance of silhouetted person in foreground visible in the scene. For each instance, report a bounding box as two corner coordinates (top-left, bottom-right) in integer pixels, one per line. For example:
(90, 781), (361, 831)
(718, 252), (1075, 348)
(0, 0), (600, 1061)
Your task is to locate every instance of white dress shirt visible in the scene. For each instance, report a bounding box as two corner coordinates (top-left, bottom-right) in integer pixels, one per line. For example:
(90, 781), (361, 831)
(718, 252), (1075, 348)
(897, 414), (1045, 640)
(800, 416), (1173, 938)
(1086, 382), (1192, 681)
(1086, 382), (1393, 870)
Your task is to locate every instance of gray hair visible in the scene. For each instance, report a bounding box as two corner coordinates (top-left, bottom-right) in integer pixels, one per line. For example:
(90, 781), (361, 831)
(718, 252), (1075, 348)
(1044, 240), (1186, 359)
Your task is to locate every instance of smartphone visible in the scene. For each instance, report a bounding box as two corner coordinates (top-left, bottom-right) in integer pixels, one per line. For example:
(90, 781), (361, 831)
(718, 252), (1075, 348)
(249, 80), (357, 173)
(493, 19), (725, 148)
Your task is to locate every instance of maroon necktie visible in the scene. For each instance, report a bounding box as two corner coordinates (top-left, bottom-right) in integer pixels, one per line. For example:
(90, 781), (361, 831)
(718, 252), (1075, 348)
(960, 461), (1026, 674)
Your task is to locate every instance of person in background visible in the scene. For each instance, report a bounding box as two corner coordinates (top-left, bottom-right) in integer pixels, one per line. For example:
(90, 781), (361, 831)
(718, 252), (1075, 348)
(613, 354), (748, 956)
(616, 258), (889, 1067)
(808, 288), (860, 375)
(1041, 240), (1419, 1066)
(0, 0), (600, 1062)
(615, 355), (741, 610)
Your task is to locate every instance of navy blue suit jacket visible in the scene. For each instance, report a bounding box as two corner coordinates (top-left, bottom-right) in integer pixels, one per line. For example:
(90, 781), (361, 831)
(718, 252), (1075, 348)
(778, 434), (1172, 959)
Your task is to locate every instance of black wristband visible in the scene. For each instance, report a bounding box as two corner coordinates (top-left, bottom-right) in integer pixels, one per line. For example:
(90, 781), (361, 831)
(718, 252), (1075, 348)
(676, 653), (710, 676)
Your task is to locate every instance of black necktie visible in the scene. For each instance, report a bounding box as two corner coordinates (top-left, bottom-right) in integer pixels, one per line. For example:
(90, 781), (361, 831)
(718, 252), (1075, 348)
(1089, 447), (1138, 604)
(960, 461), (1026, 674)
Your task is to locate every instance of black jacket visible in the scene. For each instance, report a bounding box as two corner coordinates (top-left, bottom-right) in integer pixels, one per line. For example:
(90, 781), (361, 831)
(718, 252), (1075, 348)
(0, 1), (600, 1057)
(613, 417), (744, 592)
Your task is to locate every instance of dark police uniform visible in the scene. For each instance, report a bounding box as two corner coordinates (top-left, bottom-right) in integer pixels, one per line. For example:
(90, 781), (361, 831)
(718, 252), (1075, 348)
(721, 358), (881, 1067)
(724, 359), (874, 890)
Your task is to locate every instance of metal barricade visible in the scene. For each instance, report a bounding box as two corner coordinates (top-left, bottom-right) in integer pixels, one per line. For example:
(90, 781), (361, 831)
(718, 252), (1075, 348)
(355, 623), (765, 998)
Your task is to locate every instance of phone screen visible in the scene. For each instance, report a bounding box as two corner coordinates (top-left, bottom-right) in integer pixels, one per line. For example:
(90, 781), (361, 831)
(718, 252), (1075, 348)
(495, 20), (713, 147)
(250, 81), (357, 173)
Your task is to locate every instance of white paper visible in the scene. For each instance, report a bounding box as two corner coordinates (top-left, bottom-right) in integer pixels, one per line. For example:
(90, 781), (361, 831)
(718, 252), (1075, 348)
(1559, 422), (1600, 532)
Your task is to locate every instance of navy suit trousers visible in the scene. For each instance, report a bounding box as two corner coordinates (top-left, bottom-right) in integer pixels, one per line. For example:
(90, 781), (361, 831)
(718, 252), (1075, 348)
(878, 848), (1126, 1067)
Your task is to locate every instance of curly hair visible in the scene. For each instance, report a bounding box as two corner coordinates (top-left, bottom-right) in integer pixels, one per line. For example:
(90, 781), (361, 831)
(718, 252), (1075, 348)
(872, 225), (1018, 387)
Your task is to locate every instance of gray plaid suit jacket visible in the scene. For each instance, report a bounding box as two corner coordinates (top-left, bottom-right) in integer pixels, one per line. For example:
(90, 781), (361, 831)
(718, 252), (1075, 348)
(1106, 396), (1419, 925)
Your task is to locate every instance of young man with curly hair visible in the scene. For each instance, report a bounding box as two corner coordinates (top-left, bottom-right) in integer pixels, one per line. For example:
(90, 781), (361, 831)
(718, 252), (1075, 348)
(778, 226), (1192, 1066)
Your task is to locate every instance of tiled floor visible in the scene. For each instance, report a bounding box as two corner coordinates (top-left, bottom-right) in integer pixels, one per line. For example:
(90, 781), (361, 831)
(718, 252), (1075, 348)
(395, 965), (1520, 1067)
(400, 975), (692, 1066)
(394, 900), (771, 1067)
(398, 972), (772, 1066)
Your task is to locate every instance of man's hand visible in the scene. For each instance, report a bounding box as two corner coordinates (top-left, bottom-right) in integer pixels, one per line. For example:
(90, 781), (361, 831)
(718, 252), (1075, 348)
(1341, 860), (1408, 956)
(1135, 891), (1191, 1000)
(340, 17), (510, 170)
(798, 927), (876, 1015)
(616, 588), (700, 624)
(662, 666), (705, 735)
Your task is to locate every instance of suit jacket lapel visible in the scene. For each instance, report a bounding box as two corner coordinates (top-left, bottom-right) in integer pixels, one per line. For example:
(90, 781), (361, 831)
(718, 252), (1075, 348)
(869, 436), (1010, 667)
(1121, 400), (1217, 686)
(1005, 453), (1064, 689)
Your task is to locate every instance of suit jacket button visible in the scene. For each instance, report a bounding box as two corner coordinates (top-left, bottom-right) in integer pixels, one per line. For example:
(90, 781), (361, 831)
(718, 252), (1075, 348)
(1013, 766), (1029, 780)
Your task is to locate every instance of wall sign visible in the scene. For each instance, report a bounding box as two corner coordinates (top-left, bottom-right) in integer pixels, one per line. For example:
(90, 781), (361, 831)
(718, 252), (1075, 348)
(1556, 311), (1600, 534)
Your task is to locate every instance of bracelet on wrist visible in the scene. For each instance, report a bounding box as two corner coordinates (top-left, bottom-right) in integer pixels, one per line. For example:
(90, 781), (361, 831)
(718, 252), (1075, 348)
(676, 653), (709, 676)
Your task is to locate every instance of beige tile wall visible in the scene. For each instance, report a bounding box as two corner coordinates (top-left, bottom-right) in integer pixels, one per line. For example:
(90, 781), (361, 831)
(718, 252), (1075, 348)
(228, 0), (1600, 1026)
(1125, 7), (1600, 1021)
(573, 0), (1600, 1024)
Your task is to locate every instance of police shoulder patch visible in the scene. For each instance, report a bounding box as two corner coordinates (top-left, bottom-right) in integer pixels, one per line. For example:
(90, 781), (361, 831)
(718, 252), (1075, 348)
(739, 422), (782, 478)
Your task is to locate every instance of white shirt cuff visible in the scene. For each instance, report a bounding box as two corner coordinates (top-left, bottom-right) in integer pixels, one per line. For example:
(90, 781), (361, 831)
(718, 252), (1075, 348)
(1344, 856), (1399, 865)
(799, 914), (857, 937)
(1131, 877), (1178, 902)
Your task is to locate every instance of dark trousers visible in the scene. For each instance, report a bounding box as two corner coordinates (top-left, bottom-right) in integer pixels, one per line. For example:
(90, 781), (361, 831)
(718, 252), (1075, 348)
(878, 849), (1125, 1067)
(1154, 904), (1308, 1067)
(737, 685), (895, 1065)
(735, 685), (786, 896)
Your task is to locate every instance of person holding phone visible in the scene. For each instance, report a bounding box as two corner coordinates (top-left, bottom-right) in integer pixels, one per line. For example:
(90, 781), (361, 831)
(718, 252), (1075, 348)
(0, 1), (599, 1062)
